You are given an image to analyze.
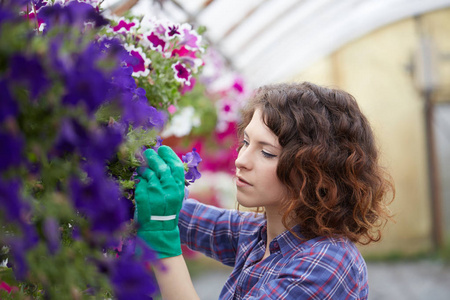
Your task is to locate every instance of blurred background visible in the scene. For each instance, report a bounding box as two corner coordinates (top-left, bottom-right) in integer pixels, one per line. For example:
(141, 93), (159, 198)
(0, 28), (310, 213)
(104, 0), (450, 299)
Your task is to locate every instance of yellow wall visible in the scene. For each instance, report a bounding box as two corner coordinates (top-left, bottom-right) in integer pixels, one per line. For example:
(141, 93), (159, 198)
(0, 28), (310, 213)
(292, 8), (450, 256)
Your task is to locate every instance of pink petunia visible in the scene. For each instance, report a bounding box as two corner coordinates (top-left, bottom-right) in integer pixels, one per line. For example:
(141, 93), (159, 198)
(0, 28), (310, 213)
(171, 46), (197, 59)
(165, 24), (181, 39)
(179, 25), (202, 51)
(171, 62), (191, 85)
(111, 19), (136, 33)
(145, 32), (166, 52)
(124, 45), (151, 77)
(232, 76), (245, 93)
(0, 281), (18, 293)
(26, 12), (45, 30)
(181, 77), (196, 95)
(167, 105), (177, 114)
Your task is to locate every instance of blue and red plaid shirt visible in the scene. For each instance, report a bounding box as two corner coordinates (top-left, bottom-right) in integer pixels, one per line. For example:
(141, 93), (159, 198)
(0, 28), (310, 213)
(179, 199), (369, 300)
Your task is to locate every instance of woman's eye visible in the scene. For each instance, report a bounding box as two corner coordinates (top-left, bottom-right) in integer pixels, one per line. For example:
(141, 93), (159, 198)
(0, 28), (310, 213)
(241, 140), (249, 147)
(261, 151), (277, 159)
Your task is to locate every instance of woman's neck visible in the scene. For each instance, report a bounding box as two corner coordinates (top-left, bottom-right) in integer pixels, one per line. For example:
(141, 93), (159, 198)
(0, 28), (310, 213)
(264, 206), (287, 245)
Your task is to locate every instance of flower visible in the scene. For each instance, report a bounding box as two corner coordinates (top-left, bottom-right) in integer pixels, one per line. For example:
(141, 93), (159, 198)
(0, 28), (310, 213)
(109, 237), (158, 299)
(43, 217), (60, 255)
(179, 24), (202, 51)
(60, 42), (114, 114)
(144, 31), (166, 52)
(0, 1), (209, 297)
(110, 257), (156, 300)
(121, 87), (167, 129)
(171, 46), (198, 59)
(0, 179), (25, 223)
(110, 17), (137, 33)
(0, 281), (18, 294)
(161, 106), (200, 138)
(70, 163), (128, 237)
(39, 1), (108, 30)
(165, 24), (181, 39)
(172, 62), (191, 85)
(152, 136), (163, 151)
(10, 54), (49, 99)
(124, 44), (151, 77)
(182, 148), (202, 185)
(0, 132), (22, 172)
(0, 80), (18, 123)
(54, 118), (123, 162)
(3, 219), (38, 281)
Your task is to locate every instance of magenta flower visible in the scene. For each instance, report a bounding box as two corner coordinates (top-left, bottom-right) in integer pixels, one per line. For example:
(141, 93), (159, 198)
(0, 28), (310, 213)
(172, 62), (191, 85)
(145, 32), (166, 52)
(166, 24), (181, 39)
(232, 76), (245, 93)
(111, 18), (137, 33)
(179, 25), (202, 51)
(0, 281), (18, 294)
(171, 46), (197, 59)
(181, 77), (196, 95)
(216, 97), (240, 123)
(124, 45), (150, 77)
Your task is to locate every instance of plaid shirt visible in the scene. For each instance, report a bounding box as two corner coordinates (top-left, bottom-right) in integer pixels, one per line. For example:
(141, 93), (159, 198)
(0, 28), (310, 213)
(179, 199), (369, 300)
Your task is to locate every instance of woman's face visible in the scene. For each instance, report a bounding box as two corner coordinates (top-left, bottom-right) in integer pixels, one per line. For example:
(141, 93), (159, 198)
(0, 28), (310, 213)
(235, 108), (286, 210)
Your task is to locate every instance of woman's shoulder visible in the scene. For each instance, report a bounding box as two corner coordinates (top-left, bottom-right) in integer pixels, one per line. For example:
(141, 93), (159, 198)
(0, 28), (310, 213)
(286, 234), (366, 273)
(277, 235), (369, 298)
(182, 198), (266, 229)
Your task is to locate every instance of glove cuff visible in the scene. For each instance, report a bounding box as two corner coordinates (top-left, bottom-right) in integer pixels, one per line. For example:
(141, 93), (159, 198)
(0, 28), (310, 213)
(137, 227), (182, 259)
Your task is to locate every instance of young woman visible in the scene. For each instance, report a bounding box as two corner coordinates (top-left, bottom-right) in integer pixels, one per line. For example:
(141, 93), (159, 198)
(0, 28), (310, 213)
(134, 82), (394, 299)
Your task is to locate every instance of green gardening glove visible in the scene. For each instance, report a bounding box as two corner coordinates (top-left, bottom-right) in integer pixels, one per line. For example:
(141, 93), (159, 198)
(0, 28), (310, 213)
(134, 146), (185, 259)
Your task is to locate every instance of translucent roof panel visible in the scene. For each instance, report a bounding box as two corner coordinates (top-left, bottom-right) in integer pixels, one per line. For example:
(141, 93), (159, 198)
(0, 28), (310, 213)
(104, 0), (450, 88)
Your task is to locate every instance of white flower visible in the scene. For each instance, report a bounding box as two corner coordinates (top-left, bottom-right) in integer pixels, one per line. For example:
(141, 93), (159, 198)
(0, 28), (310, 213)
(161, 106), (201, 137)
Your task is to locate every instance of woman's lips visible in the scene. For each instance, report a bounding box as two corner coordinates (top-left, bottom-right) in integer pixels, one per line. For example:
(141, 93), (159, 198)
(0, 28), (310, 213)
(236, 176), (252, 187)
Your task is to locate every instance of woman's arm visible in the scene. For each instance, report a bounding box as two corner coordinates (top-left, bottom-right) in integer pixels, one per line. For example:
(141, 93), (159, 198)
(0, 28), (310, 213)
(153, 255), (200, 300)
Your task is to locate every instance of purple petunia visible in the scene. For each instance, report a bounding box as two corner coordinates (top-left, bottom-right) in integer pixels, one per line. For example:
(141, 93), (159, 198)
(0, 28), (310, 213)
(53, 118), (123, 162)
(59, 42), (113, 113)
(0, 80), (18, 122)
(0, 132), (23, 172)
(110, 257), (156, 300)
(120, 86), (167, 130)
(152, 136), (163, 152)
(182, 148), (202, 185)
(0, 179), (25, 223)
(70, 163), (128, 238)
(38, 1), (108, 30)
(1, 179), (38, 280)
(10, 54), (49, 99)
(43, 217), (60, 255)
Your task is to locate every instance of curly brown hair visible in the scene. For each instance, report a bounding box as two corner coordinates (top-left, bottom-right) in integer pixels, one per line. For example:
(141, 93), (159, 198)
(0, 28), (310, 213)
(238, 82), (394, 244)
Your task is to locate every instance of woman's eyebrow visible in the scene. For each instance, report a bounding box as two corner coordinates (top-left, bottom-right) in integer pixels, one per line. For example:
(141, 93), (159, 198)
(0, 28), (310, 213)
(243, 131), (279, 149)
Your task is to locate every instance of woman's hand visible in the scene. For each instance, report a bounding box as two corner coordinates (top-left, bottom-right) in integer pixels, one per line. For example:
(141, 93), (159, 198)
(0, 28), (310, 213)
(134, 145), (185, 258)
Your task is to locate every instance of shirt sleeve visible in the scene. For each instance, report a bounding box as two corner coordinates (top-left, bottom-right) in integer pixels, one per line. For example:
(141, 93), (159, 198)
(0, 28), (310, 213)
(244, 243), (366, 300)
(178, 199), (247, 267)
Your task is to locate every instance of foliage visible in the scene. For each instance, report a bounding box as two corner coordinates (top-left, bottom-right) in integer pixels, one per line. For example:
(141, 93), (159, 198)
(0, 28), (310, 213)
(0, 0), (204, 298)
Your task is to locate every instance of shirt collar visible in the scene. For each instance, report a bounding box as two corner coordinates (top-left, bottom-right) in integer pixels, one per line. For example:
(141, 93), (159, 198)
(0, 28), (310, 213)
(259, 223), (305, 256)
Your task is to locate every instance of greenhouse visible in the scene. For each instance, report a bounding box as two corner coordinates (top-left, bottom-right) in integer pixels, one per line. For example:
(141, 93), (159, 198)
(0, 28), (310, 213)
(1, 0), (450, 299)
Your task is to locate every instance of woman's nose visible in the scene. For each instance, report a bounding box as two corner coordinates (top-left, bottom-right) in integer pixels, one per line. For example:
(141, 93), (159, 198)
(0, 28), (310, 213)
(235, 147), (252, 170)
